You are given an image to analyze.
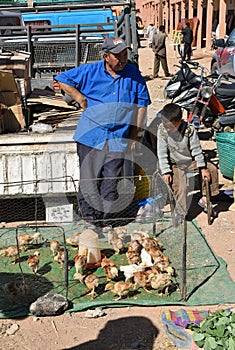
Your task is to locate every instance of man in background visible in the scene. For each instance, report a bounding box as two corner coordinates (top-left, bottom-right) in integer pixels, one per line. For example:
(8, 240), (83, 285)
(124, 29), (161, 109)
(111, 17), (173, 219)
(182, 22), (193, 61)
(152, 25), (171, 78)
(146, 22), (155, 48)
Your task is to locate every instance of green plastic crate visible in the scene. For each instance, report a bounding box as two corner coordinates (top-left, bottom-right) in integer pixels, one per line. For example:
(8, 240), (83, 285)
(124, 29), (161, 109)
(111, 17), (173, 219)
(216, 132), (235, 179)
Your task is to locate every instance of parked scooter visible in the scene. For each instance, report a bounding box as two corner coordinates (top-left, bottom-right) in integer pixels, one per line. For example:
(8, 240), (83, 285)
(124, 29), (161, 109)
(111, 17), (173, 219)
(164, 60), (235, 131)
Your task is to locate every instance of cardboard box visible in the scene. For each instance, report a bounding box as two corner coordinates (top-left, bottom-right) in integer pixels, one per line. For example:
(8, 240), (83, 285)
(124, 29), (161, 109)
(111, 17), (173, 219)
(0, 50), (30, 79)
(0, 111), (5, 134)
(0, 70), (25, 131)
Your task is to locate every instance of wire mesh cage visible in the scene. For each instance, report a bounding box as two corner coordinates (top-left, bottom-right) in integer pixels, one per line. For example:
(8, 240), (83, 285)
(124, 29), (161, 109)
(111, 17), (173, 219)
(0, 42), (28, 52)
(33, 42), (77, 68)
(33, 40), (103, 70)
(0, 173), (220, 317)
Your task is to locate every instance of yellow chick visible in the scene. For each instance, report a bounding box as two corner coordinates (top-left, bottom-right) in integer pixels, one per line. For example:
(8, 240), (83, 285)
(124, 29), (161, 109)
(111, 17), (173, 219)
(111, 237), (124, 254)
(66, 232), (80, 247)
(105, 281), (133, 301)
(0, 245), (20, 264)
(50, 240), (60, 256)
(83, 273), (99, 298)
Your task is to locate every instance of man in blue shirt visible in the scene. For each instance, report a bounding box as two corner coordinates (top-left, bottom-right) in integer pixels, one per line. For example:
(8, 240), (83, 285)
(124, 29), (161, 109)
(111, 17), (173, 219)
(55, 36), (151, 231)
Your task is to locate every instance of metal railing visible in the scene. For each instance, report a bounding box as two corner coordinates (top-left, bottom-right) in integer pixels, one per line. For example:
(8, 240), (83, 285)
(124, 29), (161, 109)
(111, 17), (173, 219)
(0, 2), (138, 75)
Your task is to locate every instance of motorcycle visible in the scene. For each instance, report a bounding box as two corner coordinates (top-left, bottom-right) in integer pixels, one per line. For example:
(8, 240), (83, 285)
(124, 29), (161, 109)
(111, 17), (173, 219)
(164, 60), (235, 131)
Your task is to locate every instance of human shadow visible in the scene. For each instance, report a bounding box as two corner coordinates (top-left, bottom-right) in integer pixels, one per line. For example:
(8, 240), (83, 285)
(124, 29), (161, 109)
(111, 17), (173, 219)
(0, 272), (54, 318)
(65, 316), (159, 350)
(186, 189), (233, 221)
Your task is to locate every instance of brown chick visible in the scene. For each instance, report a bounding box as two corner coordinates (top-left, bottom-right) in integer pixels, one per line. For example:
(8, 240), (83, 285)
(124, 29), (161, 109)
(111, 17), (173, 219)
(27, 251), (40, 274)
(18, 232), (41, 250)
(50, 240), (60, 256)
(101, 257), (118, 280)
(141, 237), (163, 251)
(131, 228), (149, 243)
(133, 271), (152, 293)
(149, 273), (171, 295)
(154, 255), (171, 272)
(146, 246), (164, 264)
(101, 257), (117, 269)
(113, 226), (127, 240)
(18, 234), (34, 250)
(73, 248), (88, 279)
(83, 273), (99, 298)
(54, 249), (65, 268)
(102, 262), (119, 281)
(0, 245), (20, 264)
(105, 281), (133, 301)
(128, 240), (142, 255)
(145, 265), (162, 275)
(111, 237), (124, 254)
(126, 249), (141, 265)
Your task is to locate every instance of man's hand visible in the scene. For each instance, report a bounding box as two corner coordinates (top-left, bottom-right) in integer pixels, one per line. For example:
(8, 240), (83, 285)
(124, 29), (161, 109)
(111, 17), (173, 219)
(59, 82), (88, 111)
(79, 96), (88, 110)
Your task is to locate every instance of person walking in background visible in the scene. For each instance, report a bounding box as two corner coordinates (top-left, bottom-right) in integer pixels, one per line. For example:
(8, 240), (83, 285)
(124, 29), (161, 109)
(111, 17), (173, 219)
(182, 22), (193, 61)
(55, 37), (151, 231)
(146, 22), (155, 48)
(152, 24), (171, 78)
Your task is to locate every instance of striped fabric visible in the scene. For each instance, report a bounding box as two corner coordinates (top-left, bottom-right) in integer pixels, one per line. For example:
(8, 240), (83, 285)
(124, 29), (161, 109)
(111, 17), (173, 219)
(163, 309), (209, 328)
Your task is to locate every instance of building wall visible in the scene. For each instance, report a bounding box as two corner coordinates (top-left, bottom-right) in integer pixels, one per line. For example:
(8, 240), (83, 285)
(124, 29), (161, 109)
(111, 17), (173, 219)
(137, 0), (233, 50)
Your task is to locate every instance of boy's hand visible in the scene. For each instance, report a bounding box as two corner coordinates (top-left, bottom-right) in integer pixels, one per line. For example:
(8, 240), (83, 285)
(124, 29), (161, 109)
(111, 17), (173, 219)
(201, 168), (211, 182)
(163, 173), (172, 185)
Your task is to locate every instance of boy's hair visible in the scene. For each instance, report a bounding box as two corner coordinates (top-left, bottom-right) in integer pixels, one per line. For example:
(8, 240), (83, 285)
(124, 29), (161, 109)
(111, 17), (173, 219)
(159, 25), (165, 32)
(161, 103), (182, 122)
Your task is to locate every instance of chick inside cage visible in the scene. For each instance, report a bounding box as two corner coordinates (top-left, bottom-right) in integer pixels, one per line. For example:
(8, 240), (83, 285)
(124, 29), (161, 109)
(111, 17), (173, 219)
(0, 173), (220, 317)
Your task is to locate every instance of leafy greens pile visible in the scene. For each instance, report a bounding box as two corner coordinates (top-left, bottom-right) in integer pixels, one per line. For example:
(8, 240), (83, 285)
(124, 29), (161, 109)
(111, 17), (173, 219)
(189, 309), (235, 349)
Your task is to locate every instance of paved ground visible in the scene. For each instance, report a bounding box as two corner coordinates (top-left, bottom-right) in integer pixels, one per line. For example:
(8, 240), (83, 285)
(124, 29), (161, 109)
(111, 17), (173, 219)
(0, 38), (234, 350)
